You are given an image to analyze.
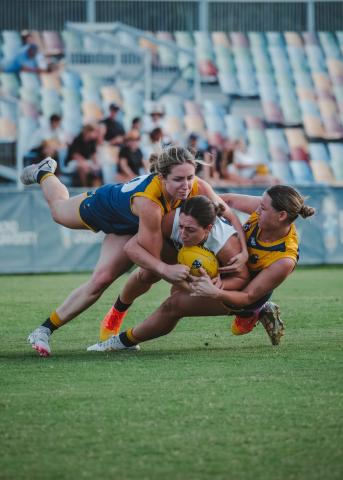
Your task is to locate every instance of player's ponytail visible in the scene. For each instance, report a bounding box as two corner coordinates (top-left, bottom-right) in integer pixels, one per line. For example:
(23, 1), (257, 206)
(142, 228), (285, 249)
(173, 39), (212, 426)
(299, 204), (316, 219)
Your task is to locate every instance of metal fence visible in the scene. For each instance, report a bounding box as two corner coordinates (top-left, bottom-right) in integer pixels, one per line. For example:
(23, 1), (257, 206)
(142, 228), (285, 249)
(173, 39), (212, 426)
(0, 0), (342, 32)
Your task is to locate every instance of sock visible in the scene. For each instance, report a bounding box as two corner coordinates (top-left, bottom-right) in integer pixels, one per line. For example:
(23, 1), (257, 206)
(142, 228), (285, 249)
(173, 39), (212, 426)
(119, 328), (138, 347)
(37, 171), (55, 184)
(114, 296), (132, 313)
(41, 311), (63, 333)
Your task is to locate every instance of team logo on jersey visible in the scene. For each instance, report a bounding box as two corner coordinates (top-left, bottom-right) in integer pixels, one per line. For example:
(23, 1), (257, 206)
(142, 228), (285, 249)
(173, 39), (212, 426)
(243, 222), (251, 232)
(250, 236), (257, 246)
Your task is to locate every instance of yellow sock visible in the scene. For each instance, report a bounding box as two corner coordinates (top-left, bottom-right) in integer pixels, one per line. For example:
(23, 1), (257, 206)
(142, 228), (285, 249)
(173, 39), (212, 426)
(50, 311), (64, 328)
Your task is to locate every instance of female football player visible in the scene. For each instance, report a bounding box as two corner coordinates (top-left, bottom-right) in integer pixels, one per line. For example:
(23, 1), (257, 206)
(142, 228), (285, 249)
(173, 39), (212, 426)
(87, 185), (315, 352)
(21, 147), (248, 357)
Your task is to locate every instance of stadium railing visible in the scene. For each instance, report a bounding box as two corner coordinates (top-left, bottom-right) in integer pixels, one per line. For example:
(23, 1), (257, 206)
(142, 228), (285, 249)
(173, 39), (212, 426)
(0, 0), (342, 33)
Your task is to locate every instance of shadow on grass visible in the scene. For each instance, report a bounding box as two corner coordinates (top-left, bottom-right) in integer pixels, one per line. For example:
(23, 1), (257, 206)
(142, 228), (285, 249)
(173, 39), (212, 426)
(0, 343), (283, 364)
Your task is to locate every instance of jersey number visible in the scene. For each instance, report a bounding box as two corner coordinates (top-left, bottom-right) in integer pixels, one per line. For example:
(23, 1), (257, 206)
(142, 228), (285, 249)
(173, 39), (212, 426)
(121, 175), (150, 193)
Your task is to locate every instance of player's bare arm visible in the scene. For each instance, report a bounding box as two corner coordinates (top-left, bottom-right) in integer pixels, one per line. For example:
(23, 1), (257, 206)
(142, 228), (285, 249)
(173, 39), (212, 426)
(191, 258), (295, 307)
(125, 198), (189, 283)
(216, 235), (250, 291)
(220, 192), (262, 214)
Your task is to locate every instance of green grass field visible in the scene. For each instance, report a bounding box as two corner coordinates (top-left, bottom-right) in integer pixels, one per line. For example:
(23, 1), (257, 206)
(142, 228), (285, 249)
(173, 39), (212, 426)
(1, 267), (342, 480)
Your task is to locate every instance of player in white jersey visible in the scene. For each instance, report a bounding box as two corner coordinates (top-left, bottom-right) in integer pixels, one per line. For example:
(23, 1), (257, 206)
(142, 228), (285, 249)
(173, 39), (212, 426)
(170, 205), (236, 256)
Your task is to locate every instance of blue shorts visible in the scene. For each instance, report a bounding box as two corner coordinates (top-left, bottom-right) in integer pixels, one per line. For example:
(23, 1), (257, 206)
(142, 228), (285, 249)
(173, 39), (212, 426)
(79, 187), (139, 235)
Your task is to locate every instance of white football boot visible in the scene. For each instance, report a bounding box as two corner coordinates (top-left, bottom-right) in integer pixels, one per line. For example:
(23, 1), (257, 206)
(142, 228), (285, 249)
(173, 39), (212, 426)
(259, 302), (285, 346)
(20, 157), (57, 185)
(27, 326), (51, 357)
(87, 335), (140, 352)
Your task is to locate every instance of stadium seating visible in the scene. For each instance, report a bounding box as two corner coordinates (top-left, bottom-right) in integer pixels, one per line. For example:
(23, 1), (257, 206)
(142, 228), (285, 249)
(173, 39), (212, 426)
(1, 29), (343, 184)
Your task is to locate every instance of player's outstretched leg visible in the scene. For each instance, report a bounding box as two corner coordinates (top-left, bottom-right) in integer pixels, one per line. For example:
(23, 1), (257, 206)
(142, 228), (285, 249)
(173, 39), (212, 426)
(27, 234), (133, 357)
(20, 157), (57, 185)
(20, 156), (85, 229)
(259, 302), (285, 345)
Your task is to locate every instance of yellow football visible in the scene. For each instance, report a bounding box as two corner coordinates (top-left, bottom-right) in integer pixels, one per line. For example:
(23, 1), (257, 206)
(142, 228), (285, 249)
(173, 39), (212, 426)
(177, 245), (219, 278)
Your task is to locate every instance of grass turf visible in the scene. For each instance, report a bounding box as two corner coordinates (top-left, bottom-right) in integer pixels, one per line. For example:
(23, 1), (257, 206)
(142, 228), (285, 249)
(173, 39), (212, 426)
(0, 267), (342, 480)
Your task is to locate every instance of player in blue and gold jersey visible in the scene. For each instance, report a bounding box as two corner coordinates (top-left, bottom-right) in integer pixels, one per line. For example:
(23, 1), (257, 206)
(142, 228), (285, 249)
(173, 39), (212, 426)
(87, 185), (315, 352)
(20, 147), (248, 357)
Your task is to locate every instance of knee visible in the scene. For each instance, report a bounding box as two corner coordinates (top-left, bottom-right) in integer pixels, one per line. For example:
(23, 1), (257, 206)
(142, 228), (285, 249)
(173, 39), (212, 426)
(160, 296), (180, 321)
(50, 203), (63, 224)
(157, 299), (180, 335)
(89, 268), (115, 294)
(137, 269), (160, 285)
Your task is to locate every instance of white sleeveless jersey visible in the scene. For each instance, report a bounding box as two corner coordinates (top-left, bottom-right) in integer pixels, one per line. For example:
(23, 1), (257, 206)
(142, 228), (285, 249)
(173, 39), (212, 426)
(171, 208), (237, 254)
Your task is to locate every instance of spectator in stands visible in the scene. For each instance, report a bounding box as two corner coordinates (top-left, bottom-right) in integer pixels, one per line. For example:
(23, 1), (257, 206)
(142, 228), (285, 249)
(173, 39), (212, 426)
(131, 117), (142, 134)
(186, 133), (210, 182)
(141, 127), (163, 160)
(24, 139), (60, 168)
(216, 140), (255, 186)
(117, 130), (146, 182)
(23, 30), (63, 68)
(1, 42), (51, 74)
(96, 123), (119, 184)
(143, 103), (165, 133)
(100, 103), (125, 146)
(65, 124), (102, 187)
(230, 139), (279, 186)
(28, 114), (67, 151)
(24, 114), (68, 168)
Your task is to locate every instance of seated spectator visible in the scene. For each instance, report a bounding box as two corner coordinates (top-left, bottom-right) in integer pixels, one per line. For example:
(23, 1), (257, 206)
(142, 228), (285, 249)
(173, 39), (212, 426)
(143, 103), (165, 133)
(24, 139), (60, 168)
(217, 140), (254, 186)
(141, 127), (164, 160)
(131, 117), (142, 134)
(2, 42), (53, 74)
(96, 123), (119, 184)
(65, 124), (102, 187)
(186, 133), (210, 182)
(117, 131), (146, 182)
(22, 30), (64, 61)
(230, 139), (279, 185)
(203, 134), (254, 187)
(28, 114), (67, 151)
(100, 103), (125, 146)
(24, 114), (68, 168)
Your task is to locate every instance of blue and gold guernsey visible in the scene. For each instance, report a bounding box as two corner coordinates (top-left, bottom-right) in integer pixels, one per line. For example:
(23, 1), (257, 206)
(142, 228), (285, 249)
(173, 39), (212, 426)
(79, 173), (199, 235)
(244, 211), (299, 276)
(224, 211), (299, 314)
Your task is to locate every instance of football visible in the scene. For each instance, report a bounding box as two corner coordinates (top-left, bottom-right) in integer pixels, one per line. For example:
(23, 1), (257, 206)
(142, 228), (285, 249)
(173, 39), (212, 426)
(177, 245), (219, 278)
